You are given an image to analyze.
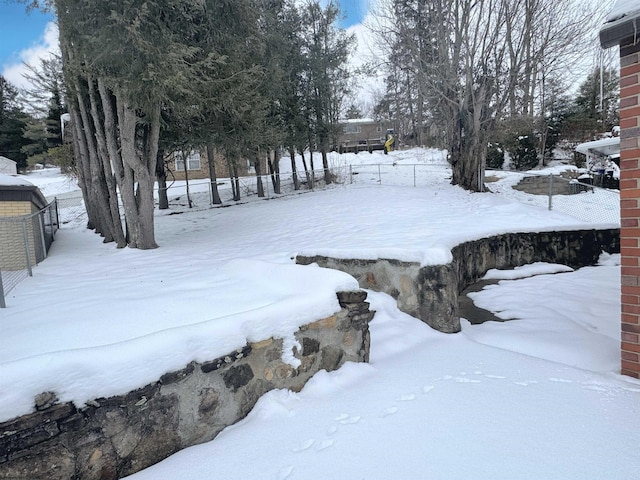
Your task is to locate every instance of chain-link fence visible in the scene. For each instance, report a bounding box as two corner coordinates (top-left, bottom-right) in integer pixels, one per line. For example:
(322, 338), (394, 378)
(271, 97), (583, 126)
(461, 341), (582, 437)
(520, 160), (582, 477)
(510, 173), (620, 225)
(4, 165), (616, 305)
(0, 201), (59, 307)
(347, 163), (619, 225)
(160, 167), (339, 208)
(347, 162), (452, 188)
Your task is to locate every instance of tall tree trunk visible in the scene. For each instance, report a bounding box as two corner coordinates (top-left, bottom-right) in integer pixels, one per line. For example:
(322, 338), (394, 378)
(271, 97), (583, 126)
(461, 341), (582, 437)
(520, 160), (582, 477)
(227, 155), (241, 201)
(87, 75), (126, 247)
(181, 150), (193, 208)
(289, 147), (300, 190)
(300, 149), (313, 189)
(232, 163), (241, 201)
(206, 143), (222, 205)
(321, 148), (331, 184)
(117, 98), (159, 249)
(268, 149), (281, 194)
(156, 148), (169, 210)
(75, 81), (114, 242)
(254, 154), (265, 197)
(69, 107), (96, 231)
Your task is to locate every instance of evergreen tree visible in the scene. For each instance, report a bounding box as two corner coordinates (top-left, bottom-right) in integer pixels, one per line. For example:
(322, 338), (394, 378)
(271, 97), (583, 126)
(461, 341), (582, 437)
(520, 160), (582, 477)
(0, 76), (29, 171)
(300, 0), (354, 184)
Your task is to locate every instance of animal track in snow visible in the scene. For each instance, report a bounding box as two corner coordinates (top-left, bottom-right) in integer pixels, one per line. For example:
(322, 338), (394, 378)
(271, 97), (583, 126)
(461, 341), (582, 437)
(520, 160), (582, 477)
(422, 385), (435, 394)
(484, 374), (506, 379)
(327, 425), (338, 436)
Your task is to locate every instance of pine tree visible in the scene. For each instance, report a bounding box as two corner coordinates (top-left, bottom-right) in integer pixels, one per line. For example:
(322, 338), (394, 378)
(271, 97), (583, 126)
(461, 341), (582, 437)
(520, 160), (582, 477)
(0, 76), (29, 171)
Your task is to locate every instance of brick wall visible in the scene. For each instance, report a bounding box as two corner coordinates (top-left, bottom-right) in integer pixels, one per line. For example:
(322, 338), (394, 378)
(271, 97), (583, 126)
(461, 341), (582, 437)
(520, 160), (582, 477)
(619, 40), (640, 378)
(169, 148), (249, 181)
(0, 200), (32, 217)
(0, 201), (41, 271)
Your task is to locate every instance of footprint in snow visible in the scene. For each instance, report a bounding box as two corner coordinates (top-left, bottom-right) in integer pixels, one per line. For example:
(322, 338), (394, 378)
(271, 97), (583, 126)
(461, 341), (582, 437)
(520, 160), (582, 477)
(291, 439), (315, 453)
(484, 374), (506, 379)
(584, 385), (608, 392)
(317, 439), (334, 451)
(276, 466), (294, 480)
(454, 377), (481, 383)
(623, 386), (640, 393)
(327, 425), (338, 436)
(549, 378), (573, 384)
(336, 415), (362, 425)
(514, 380), (539, 386)
(398, 394), (416, 401)
(422, 385), (435, 394)
(382, 406), (399, 417)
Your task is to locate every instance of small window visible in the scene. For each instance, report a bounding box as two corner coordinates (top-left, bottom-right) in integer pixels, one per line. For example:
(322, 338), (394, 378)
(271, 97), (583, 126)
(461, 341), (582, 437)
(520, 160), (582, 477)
(175, 150), (201, 171)
(376, 126), (382, 133)
(343, 124), (362, 134)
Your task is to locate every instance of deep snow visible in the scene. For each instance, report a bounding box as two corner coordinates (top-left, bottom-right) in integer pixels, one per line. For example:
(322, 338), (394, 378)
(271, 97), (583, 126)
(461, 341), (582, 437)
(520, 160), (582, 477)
(2, 148), (639, 479)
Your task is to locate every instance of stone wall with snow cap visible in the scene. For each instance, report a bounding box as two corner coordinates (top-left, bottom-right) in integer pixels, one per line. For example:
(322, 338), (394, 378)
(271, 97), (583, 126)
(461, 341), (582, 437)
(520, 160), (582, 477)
(0, 262), (373, 479)
(298, 227), (619, 334)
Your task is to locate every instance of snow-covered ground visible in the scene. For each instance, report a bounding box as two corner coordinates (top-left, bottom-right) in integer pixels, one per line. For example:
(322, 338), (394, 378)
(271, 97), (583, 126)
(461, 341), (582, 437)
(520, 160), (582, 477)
(3, 149), (639, 479)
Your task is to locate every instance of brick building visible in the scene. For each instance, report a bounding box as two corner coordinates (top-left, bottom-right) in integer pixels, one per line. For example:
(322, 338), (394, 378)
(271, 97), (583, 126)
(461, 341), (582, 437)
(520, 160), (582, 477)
(166, 148), (249, 181)
(600, 2), (640, 378)
(0, 176), (52, 271)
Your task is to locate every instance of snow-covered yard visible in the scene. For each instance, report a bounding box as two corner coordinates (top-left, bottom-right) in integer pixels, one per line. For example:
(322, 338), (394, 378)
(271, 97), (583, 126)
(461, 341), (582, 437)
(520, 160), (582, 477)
(2, 148), (639, 479)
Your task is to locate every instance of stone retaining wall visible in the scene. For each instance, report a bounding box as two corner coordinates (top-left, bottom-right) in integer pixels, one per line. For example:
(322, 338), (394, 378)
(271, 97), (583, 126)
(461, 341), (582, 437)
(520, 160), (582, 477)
(0, 291), (373, 480)
(297, 228), (619, 333)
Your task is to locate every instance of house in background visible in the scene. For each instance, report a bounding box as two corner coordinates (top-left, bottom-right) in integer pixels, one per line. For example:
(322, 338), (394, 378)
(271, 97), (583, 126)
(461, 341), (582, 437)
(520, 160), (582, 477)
(600, 0), (640, 378)
(333, 118), (394, 153)
(0, 156), (17, 175)
(166, 148), (249, 181)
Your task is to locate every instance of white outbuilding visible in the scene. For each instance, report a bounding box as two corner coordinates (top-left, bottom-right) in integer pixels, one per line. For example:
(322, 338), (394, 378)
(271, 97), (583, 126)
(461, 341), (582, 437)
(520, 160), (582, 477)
(0, 156), (18, 175)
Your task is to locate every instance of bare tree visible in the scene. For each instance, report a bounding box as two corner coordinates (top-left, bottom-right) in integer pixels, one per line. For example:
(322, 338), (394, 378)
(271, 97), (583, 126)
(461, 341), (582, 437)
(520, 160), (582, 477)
(372, 0), (605, 190)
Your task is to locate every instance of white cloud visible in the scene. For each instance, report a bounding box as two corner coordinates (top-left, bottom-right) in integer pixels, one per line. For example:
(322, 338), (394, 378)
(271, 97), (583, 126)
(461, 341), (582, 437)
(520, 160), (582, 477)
(2, 21), (60, 91)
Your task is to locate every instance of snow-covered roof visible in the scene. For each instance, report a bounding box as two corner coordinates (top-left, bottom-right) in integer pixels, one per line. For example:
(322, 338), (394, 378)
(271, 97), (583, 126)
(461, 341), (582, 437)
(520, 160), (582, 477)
(0, 174), (48, 210)
(600, 0), (640, 48)
(575, 137), (620, 157)
(607, 0), (640, 22)
(0, 174), (33, 188)
(340, 118), (377, 124)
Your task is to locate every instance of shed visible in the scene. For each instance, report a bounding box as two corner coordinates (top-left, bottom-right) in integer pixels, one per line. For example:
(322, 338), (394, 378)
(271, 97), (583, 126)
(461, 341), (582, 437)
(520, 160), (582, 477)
(575, 136), (620, 173)
(0, 175), (54, 273)
(0, 156), (18, 175)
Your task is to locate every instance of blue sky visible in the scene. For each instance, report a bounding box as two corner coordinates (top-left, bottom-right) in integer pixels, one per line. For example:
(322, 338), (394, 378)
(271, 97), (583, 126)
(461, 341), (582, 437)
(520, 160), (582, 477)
(0, 2), (54, 67)
(0, 1), (366, 70)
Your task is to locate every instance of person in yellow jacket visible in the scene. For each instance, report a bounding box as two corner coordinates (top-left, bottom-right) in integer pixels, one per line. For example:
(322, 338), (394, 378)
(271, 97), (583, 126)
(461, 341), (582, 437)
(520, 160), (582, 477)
(384, 129), (395, 154)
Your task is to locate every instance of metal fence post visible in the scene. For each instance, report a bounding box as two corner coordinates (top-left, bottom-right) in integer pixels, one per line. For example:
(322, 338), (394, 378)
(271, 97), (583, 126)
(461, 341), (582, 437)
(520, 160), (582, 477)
(0, 269), (6, 308)
(22, 218), (33, 277)
(548, 174), (554, 211)
(49, 201), (56, 239)
(38, 212), (47, 261)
